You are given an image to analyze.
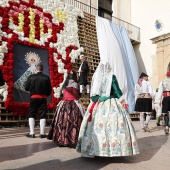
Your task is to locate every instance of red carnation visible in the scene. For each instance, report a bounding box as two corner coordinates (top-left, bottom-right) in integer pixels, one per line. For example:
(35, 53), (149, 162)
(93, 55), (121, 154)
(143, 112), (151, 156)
(0, 8), (3, 16)
(1, 18), (9, 26)
(8, 53), (14, 59)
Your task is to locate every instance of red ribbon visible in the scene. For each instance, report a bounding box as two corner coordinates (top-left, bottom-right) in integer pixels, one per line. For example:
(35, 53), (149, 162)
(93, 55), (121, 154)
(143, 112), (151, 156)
(123, 103), (129, 111)
(88, 102), (99, 122)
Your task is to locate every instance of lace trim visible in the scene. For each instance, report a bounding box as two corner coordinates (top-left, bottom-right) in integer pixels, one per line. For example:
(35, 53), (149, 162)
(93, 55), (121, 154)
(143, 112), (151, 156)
(14, 70), (32, 91)
(90, 62), (113, 97)
(67, 80), (78, 89)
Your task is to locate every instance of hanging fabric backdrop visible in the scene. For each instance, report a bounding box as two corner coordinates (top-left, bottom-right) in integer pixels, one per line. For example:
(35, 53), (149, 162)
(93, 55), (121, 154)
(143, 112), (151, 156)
(96, 16), (128, 100)
(109, 21), (139, 113)
(96, 16), (139, 113)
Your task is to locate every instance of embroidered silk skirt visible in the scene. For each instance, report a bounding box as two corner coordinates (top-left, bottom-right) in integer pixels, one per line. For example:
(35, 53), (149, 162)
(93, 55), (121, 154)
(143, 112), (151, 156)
(47, 100), (83, 146)
(76, 98), (139, 157)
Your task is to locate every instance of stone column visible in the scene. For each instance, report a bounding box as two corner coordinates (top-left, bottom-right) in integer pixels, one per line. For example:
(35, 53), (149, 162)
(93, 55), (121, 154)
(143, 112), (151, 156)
(151, 33), (170, 88)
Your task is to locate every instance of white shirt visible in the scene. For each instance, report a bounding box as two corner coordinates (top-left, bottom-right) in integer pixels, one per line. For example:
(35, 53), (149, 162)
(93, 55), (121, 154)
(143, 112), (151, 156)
(134, 79), (154, 100)
(78, 62), (83, 76)
(154, 92), (160, 104)
(157, 78), (170, 102)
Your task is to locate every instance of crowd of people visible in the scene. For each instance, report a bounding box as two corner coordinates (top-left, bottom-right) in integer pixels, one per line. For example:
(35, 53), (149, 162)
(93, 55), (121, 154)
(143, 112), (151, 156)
(23, 53), (140, 158)
(19, 53), (139, 158)
(0, 53), (170, 158)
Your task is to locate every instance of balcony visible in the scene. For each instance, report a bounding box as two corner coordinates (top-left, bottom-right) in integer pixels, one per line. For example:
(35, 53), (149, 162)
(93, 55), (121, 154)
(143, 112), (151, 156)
(62, 0), (140, 44)
(111, 17), (140, 44)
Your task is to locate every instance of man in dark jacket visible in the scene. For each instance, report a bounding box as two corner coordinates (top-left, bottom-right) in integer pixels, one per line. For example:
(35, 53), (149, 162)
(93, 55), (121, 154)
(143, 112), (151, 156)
(24, 64), (52, 138)
(78, 55), (90, 95)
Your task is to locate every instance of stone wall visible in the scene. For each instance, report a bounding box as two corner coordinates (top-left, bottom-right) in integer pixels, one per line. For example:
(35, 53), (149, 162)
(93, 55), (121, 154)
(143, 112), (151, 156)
(151, 33), (170, 88)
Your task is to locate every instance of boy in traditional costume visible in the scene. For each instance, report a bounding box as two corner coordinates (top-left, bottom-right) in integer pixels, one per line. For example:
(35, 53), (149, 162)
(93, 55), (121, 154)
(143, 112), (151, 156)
(157, 71), (170, 134)
(134, 72), (154, 132)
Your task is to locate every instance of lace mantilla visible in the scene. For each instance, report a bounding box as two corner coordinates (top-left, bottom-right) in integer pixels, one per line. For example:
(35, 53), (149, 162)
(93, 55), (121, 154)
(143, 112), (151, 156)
(14, 70), (32, 91)
(67, 80), (78, 89)
(14, 52), (41, 91)
(90, 62), (113, 97)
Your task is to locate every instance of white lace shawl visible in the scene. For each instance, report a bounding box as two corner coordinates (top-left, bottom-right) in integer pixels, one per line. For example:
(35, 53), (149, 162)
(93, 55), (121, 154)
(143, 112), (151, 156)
(90, 62), (113, 97)
(67, 79), (78, 89)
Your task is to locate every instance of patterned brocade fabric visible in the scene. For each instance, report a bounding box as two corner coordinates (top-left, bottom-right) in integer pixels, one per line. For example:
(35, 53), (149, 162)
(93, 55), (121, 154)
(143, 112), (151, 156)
(76, 98), (139, 157)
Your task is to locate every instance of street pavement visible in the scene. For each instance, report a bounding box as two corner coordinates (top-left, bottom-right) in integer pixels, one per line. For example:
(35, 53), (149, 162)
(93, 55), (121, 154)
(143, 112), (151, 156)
(0, 120), (169, 170)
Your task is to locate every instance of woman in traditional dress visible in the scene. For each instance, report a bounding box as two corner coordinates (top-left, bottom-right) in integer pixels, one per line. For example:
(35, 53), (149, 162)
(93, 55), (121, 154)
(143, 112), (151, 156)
(76, 63), (139, 157)
(47, 71), (84, 146)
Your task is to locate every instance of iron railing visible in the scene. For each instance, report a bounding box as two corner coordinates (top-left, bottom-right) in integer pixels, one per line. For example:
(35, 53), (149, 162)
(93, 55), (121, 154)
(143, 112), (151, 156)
(111, 17), (140, 43)
(63, 0), (140, 43)
(62, 0), (98, 15)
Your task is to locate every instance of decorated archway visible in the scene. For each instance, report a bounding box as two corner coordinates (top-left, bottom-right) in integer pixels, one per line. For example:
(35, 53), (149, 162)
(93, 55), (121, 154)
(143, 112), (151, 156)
(0, 0), (83, 115)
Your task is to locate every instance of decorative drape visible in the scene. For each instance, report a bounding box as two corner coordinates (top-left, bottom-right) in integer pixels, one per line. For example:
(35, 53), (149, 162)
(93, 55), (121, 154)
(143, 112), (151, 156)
(109, 22), (139, 113)
(95, 16), (128, 100)
(120, 27), (139, 82)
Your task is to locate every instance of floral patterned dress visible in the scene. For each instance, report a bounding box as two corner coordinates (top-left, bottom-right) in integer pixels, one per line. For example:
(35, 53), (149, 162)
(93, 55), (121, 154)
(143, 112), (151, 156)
(76, 75), (139, 157)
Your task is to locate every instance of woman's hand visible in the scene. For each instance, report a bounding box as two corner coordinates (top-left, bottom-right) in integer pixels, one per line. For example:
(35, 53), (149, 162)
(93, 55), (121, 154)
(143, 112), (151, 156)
(121, 99), (128, 110)
(121, 99), (126, 104)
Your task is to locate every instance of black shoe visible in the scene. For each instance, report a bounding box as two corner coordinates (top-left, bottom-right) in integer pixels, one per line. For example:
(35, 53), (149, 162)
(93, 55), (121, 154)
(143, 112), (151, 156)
(156, 123), (160, 126)
(39, 134), (47, 138)
(144, 124), (150, 132)
(59, 144), (69, 147)
(26, 134), (35, 138)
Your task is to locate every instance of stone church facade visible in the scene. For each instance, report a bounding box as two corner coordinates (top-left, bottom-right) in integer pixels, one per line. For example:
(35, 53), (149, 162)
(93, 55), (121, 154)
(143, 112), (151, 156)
(151, 33), (170, 88)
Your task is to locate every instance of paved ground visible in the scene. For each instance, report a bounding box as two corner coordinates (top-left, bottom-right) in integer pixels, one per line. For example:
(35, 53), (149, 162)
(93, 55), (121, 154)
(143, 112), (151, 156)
(0, 120), (169, 170)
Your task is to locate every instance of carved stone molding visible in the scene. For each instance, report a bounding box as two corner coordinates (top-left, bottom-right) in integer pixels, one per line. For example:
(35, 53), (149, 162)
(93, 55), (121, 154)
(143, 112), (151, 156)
(151, 32), (170, 44)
